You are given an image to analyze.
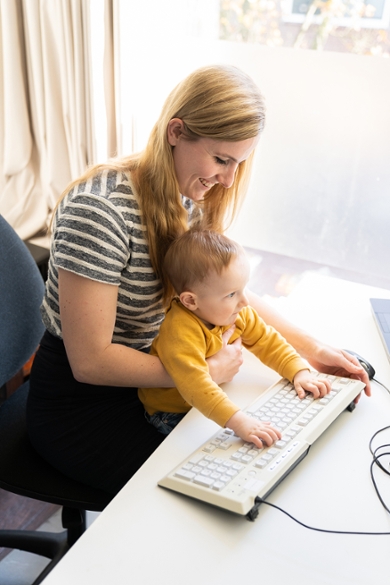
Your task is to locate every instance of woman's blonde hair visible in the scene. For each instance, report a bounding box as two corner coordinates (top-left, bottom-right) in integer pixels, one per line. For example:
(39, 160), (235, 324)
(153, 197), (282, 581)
(163, 228), (243, 296)
(56, 64), (265, 301)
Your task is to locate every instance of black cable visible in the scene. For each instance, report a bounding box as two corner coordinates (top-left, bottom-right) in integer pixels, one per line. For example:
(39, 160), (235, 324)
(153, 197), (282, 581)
(372, 377), (390, 395)
(368, 423), (390, 514)
(370, 453), (390, 514)
(256, 498), (390, 536)
(370, 444), (390, 474)
(368, 376), (390, 513)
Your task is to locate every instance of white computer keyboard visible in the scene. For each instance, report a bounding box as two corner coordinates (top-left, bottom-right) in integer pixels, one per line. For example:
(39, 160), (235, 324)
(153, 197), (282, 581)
(158, 373), (365, 520)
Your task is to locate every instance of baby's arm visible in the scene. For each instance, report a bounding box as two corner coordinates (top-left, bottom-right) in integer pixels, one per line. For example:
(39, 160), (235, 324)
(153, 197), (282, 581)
(225, 411), (282, 448)
(293, 369), (332, 399)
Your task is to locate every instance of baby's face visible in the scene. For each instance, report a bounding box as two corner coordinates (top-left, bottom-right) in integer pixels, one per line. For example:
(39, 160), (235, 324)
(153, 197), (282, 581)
(192, 251), (250, 328)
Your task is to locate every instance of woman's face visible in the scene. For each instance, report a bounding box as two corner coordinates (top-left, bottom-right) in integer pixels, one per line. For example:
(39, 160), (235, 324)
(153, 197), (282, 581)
(167, 119), (259, 202)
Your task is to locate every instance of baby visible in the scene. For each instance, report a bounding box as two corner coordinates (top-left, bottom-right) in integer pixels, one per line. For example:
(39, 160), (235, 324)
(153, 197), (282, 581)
(138, 229), (331, 447)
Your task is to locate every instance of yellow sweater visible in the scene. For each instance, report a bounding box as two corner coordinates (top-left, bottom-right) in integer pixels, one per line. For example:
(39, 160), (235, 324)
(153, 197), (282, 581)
(138, 299), (308, 428)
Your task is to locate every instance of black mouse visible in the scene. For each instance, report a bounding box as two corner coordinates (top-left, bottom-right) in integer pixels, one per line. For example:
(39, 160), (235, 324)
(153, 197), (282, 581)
(344, 349), (375, 379)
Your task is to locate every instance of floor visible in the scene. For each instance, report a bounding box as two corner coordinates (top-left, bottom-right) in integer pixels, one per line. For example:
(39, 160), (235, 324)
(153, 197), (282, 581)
(1, 247), (389, 584)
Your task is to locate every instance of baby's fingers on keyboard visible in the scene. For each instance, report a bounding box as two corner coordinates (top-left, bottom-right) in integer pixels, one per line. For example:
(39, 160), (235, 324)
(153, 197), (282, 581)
(250, 426), (280, 448)
(312, 379), (332, 397)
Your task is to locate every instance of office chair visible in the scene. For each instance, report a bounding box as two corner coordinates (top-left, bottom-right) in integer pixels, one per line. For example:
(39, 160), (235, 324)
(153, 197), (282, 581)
(0, 215), (111, 584)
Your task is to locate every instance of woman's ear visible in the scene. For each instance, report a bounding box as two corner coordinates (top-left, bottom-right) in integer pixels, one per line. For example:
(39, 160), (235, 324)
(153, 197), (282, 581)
(167, 118), (185, 146)
(180, 291), (198, 311)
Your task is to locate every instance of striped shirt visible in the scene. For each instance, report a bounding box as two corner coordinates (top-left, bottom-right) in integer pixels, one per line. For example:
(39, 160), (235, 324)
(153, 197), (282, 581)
(41, 169), (198, 350)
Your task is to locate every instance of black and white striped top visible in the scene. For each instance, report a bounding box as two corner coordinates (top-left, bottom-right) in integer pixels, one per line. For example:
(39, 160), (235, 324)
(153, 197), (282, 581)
(41, 169), (198, 350)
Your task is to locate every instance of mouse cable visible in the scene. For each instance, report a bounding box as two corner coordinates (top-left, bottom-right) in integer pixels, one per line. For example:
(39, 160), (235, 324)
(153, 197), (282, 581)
(367, 379), (390, 512)
(368, 424), (390, 514)
(370, 374), (390, 511)
(255, 498), (390, 536)
(372, 377), (390, 395)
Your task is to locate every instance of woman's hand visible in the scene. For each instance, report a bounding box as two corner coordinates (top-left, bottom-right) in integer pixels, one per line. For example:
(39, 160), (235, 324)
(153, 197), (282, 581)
(207, 325), (243, 385)
(303, 342), (371, 401)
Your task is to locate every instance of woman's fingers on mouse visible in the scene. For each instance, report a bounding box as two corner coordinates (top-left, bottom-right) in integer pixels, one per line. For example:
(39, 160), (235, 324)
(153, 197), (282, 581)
(342, 351), (361, 366)
(341, 350), (372, 396)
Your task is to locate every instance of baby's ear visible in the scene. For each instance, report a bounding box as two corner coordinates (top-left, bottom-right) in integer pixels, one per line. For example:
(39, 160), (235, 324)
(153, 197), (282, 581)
(180, 291), (198, 311)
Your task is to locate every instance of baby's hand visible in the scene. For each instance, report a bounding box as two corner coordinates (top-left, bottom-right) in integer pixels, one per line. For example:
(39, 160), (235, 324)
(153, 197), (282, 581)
(225, 411), (281, 449)
(293, 369), (332, 399)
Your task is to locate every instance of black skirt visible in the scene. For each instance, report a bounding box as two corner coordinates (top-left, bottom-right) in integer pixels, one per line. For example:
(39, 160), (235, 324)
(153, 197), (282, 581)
(26, 330), (165, 496)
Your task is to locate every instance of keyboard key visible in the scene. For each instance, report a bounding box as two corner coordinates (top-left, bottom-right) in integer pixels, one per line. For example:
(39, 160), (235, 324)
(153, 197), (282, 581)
(198, 460), (209, 467)
(255, 459), (268, 469)
(203, 445), (216, 453)
(210, 472), (221, 479)
(193, 475), (215, 487)
(175, 469), (196, 480)
(275, 440), (287, 449)
(219, 442), (231, 450)
(241, 455), (253, 464)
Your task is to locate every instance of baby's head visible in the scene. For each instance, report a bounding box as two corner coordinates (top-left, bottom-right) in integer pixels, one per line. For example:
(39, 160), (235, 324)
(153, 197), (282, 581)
(163, 229), (250, 327)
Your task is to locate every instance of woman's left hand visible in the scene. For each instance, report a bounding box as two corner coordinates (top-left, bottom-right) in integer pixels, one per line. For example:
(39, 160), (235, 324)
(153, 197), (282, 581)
(304, 343), (371, 401)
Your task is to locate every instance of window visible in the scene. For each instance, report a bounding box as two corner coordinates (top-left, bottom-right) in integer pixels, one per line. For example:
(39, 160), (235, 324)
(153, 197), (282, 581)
(285, 0), (390, 29)
(220, 0), (390, 55)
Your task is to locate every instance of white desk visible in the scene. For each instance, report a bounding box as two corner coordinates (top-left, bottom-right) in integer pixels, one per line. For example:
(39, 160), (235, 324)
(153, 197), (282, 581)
(43, 274), (390, 585)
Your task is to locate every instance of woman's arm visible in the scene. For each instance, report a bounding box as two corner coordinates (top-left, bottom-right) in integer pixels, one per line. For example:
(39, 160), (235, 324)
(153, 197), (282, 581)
(59, 268), (173, 388)
(59, 268), (243, 388)
(246, 289), (371, 396)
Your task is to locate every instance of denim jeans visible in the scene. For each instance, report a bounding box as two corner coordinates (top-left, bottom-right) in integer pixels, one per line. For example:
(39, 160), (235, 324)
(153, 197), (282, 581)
(144, 411), (186, 436)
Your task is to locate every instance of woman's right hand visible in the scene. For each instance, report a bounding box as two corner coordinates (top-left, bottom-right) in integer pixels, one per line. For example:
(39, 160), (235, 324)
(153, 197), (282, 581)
(206, 326), (243, 385)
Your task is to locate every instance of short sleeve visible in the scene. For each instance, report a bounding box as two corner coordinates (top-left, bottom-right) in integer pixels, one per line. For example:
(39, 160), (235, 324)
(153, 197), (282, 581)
(53, 193), (130, 285)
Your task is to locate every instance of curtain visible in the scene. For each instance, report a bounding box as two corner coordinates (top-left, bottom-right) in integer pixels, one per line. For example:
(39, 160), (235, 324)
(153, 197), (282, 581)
(0, 0), (95, 240)
(104, 0), (120, 158)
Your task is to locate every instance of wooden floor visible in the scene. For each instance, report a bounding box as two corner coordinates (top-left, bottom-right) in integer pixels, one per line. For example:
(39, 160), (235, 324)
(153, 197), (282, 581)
(1, 247), (389, 562)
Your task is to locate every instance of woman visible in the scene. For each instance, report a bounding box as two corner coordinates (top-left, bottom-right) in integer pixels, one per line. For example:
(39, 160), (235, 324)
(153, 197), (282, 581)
(27, 65), (370, 497)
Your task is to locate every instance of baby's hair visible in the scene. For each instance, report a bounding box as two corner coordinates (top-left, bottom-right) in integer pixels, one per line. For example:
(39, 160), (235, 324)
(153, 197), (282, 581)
(163, 229), (243, 296)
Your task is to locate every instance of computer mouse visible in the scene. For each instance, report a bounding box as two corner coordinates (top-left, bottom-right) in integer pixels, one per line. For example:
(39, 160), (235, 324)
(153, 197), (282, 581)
(344, 349), (376, 379)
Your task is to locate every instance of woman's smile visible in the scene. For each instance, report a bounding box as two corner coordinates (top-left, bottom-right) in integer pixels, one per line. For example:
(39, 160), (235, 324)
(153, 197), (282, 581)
(167, 118), (259, 202)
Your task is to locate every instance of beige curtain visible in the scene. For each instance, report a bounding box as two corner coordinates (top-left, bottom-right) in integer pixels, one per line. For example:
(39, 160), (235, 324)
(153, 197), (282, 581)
(0, 0), (96, 240)
(104, 0), (120, 158)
